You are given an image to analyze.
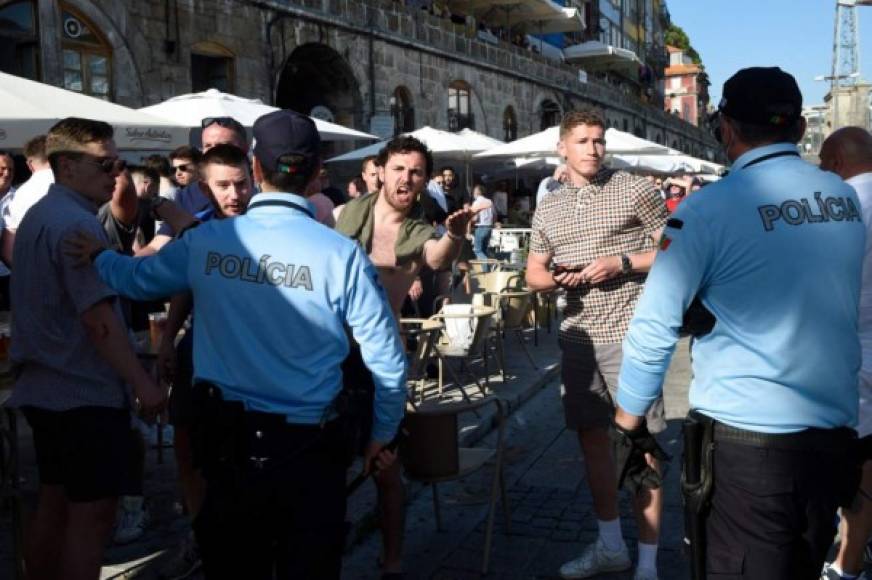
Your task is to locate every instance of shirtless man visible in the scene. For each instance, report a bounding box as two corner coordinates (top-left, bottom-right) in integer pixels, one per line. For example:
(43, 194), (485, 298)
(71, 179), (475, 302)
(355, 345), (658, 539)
(335, 136), (473, 577)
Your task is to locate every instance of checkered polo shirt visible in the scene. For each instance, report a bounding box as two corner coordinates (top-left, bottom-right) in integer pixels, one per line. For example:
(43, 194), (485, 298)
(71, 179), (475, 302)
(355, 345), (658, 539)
(530, 169), (667, 345)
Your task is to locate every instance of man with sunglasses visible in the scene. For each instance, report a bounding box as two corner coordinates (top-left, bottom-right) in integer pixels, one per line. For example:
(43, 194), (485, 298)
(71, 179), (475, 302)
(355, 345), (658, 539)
(137, 117), (248, 257)
(7, 117), (167, 580)
(615, 67), (865, 578)
(169, 146), (201, 190)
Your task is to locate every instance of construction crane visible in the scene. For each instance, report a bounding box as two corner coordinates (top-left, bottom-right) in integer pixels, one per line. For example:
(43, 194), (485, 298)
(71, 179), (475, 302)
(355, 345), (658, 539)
(828, 0), (871, 129)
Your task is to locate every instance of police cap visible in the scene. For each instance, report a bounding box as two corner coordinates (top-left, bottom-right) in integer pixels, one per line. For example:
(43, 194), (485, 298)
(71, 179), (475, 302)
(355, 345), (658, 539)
(253, 110), (321, 172)
(719, 67), (802, 127)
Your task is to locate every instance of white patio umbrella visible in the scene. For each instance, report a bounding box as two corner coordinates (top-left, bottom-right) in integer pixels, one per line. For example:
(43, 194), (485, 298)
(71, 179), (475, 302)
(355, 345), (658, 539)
(473, 126), (669, 160)
(327, 126), (503, 162)
(610, 152), (724, 175)
(327, 126), (504, 189)
(139, 88), (377, 141)
(0, 71), (189, 150)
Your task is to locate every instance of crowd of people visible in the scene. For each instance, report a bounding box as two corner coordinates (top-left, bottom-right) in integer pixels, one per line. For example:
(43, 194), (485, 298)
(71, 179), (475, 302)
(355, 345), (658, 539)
(3, 64), (872, 580)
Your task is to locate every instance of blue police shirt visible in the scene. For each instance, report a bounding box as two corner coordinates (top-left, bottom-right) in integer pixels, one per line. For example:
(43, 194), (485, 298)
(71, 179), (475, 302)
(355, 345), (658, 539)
(95, 192), (408, 442)
(617, 143), (865, 434)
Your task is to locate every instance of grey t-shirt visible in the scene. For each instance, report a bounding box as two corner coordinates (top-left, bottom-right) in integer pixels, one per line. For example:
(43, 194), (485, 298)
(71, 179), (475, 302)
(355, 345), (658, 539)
(8, 183), (131, 411)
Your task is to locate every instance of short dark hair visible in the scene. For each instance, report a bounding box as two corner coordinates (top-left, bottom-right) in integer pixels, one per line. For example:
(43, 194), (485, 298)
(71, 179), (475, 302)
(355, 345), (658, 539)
(143, 154), (173, 178)
(377, 136), (433, 178)
(45, 117), (114, 174)
(198, 143), (249, 179)
(560, 109), (605, 139)
(726, 116), (804, 147)
(169, 145), (202, 164)
(361, 155), (379, 173)
(440, 166), (455, 174)
(23, 135), (47, 161)
(128, 164), (159, 183)
(261, 154), (319, 193)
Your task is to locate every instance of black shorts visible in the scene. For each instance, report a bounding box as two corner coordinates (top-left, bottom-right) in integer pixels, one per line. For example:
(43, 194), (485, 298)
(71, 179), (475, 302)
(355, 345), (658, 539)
(169, 333), (195, 426)
(22, 406), (139, 502)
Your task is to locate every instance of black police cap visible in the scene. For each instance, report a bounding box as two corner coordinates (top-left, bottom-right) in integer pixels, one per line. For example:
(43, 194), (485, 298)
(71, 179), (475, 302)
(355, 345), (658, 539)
(718, 67), (802, 127)
(252, 110), (321, 173)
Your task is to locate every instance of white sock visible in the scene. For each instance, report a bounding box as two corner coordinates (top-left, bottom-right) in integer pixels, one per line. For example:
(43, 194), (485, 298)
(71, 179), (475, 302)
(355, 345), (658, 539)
(637, 542), (658, 572)
(597, 518), (624, 551)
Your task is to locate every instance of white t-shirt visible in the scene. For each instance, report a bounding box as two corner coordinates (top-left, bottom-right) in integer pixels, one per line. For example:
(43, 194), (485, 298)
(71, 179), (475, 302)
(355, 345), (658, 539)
(472, 196), (494, 226)
(850, 173), (872, 384)
(5, 168), (54, 230)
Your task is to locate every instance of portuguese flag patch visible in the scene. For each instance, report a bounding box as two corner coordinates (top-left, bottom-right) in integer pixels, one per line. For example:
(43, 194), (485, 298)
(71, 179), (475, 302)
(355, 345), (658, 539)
(659, 236), (672, 251)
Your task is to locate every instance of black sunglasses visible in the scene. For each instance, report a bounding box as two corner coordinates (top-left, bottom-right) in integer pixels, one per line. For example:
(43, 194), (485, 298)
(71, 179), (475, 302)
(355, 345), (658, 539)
(172, 162), (195, 173)
(70, 153), (126, 174)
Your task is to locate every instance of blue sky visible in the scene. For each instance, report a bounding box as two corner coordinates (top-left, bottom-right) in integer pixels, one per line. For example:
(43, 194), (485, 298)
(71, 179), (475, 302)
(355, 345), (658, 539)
(665, 0), (872, 107)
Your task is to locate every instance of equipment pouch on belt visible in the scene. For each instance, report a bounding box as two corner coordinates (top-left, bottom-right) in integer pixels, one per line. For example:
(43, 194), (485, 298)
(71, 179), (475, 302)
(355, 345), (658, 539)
(190, 383), (246, 474)
(681, 411), (715, 580)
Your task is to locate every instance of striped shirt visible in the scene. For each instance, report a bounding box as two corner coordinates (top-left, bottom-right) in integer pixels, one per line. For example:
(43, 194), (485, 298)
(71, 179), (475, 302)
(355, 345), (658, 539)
(530, 169), (666, 345)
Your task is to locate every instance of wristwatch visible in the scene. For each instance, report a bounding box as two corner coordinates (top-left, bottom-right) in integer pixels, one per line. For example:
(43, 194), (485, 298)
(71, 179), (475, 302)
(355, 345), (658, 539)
(149, 196), (167, 220)
(620, 254), (632, 275)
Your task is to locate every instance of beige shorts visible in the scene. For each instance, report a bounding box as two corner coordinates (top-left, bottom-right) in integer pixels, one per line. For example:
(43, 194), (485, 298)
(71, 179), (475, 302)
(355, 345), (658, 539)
(560, 341), (666, 434)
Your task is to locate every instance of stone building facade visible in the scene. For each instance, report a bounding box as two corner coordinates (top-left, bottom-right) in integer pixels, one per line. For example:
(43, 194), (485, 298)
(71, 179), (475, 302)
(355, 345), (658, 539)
(0, 0), (718, 158)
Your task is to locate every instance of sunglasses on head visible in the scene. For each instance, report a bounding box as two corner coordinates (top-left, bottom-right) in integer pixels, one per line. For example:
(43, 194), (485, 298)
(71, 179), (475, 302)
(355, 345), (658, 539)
(202, 116), (242, 131)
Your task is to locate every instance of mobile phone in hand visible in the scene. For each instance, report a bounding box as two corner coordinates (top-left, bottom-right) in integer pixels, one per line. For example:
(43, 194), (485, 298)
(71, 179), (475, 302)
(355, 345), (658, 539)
(553, 264), (584, 276)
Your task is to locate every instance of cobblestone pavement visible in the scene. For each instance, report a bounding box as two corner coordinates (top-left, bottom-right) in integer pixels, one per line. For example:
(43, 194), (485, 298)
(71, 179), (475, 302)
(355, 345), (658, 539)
(343, 340), (694, 579)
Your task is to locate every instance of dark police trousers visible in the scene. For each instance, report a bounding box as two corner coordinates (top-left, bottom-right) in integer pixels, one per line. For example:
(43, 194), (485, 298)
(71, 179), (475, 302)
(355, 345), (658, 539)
(191, 383), (348, 580)
(695, 420), (857, 579)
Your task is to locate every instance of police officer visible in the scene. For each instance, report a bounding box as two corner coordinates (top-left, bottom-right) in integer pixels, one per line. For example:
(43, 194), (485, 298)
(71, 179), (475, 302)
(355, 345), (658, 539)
(67, 110), (408, 579)
(613, 67), (865, 578)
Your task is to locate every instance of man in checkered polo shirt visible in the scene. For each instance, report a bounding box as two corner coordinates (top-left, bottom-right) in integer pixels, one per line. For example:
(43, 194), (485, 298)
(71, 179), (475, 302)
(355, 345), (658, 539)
(526, 110), (667, 580)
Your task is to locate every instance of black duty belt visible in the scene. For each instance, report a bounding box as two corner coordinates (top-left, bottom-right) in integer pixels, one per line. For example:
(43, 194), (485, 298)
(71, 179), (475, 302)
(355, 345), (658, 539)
(195, 381), (332, 432)
(713, 420), (854, 451)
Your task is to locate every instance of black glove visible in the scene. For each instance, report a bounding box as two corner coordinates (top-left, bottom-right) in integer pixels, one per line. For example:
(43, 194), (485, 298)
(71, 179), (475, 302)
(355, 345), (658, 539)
(610, 420), (671, 495)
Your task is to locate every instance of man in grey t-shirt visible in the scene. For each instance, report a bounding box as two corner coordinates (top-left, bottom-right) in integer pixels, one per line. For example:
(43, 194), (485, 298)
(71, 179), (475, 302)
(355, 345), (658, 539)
(9, 118), (166, 580)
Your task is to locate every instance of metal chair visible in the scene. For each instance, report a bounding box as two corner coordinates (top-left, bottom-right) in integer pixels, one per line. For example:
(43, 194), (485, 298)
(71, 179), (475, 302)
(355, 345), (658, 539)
(468, 270), (524, 296)
(400, 396), (510, 576)
(468, 259), (503, 275)
(399, 318), (444, 404)
(431, 305), (497, 403)
(483, 290), (537, 382)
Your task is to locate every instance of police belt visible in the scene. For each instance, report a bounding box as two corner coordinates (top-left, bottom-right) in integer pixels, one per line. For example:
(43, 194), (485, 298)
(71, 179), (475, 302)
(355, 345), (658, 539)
(712, 420), (856, 452)
(194, 381), (335, 432)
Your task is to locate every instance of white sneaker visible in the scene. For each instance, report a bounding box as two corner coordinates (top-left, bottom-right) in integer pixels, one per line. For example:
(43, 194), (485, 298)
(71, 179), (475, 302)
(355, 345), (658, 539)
(634, 567), (659, 580)
(114, 496), (149, 544)
(559, 538), (632, 579)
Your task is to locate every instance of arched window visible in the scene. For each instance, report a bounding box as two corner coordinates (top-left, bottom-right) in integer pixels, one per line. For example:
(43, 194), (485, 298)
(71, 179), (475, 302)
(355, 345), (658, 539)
(391, 86), (414, 135)
(0, 0), (39, 80)
(503, 106), (517, 142)
(448, 80), (473, 131)
(540, 100), (561, 130)
(61, 5), (111, 99)
(191, 41), (235, 93)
